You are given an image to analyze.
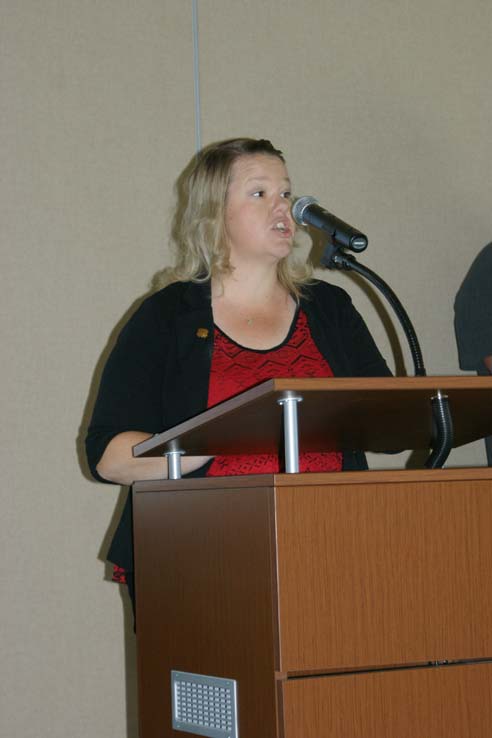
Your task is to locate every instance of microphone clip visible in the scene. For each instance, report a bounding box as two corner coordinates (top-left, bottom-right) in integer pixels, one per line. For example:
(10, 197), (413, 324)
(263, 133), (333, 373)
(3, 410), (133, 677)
(320, 240), (356, 270)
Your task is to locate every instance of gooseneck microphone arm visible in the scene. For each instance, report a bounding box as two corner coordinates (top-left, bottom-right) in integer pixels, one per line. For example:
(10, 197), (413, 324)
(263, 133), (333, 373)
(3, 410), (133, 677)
(321, 232), (457, 469)
(292, 196), (453, 468)
(324, 247), (427, 377)
(324, 247), (456, 469)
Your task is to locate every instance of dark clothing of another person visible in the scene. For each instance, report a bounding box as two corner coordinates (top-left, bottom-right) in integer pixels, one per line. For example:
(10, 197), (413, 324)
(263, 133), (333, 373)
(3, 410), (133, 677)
(454, 243), (492, 465)
(85, 279), (391, 594)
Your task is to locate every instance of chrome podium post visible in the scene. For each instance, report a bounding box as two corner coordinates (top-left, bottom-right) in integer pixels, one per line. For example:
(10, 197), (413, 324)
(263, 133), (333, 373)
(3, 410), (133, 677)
(277, 393), (303, 473)
(165, 440), (184, 480)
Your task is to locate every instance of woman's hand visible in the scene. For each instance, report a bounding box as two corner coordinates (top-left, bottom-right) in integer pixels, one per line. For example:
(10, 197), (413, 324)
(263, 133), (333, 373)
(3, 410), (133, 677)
(96, 430), (211, 485)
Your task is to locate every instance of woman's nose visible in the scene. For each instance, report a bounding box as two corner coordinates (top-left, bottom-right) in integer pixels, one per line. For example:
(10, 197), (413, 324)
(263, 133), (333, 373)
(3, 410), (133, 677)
(273, 194), (290, 212)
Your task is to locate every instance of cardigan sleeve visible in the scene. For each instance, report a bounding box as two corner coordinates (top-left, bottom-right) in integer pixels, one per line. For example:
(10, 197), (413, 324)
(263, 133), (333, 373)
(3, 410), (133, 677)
(303, 280), (392, 378)
(337, 288), (392, 377)
(85, 295), (169, 482)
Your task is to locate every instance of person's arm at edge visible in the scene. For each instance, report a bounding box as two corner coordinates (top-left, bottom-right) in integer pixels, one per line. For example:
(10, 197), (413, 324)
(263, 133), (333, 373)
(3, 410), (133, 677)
(96, 430), (212, 486)
(483, 356), (492, 373)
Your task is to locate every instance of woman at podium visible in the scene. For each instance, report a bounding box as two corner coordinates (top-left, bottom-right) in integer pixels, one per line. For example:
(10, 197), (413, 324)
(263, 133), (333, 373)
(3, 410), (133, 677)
(85, 137), (390, 613)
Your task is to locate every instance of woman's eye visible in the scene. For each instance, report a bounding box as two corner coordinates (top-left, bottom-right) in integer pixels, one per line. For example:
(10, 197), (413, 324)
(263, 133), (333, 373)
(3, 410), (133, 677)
(252, 190), (264, 198)
(281, 191), (292, 199)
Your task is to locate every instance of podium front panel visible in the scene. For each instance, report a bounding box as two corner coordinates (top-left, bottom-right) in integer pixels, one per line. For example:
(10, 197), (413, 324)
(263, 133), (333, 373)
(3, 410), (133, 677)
(275, 475), (492, 672)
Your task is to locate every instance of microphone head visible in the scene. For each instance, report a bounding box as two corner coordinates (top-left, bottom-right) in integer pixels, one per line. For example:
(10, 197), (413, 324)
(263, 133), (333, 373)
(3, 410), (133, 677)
(291, 196), (318, 226)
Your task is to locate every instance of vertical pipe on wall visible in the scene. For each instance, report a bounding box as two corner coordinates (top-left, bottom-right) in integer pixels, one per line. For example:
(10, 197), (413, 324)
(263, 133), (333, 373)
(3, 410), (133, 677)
(192, 0), (202, 152)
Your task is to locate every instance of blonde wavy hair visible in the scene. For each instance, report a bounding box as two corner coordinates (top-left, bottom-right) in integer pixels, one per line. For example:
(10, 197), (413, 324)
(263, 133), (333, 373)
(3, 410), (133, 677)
(161, 137), (312, 298)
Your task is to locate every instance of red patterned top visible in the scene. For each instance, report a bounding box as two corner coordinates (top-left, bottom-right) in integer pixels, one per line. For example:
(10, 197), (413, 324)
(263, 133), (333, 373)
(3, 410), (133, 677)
(206, 309), (342, 476)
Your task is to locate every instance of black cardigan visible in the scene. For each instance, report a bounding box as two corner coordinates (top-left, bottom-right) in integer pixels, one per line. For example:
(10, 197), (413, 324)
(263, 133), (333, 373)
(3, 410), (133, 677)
(86, 279), (391, 570)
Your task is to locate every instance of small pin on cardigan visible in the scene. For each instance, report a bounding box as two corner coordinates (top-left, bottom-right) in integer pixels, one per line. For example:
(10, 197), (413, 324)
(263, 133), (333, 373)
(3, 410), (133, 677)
(196, 327), (209, 339)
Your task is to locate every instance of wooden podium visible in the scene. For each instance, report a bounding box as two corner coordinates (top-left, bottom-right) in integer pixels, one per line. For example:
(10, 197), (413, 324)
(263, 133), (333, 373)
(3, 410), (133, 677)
(132, 378), (492, 738)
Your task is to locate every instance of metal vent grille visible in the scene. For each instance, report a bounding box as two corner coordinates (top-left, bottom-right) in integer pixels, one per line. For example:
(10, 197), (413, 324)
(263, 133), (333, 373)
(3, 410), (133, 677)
(171, 671), (238, 738)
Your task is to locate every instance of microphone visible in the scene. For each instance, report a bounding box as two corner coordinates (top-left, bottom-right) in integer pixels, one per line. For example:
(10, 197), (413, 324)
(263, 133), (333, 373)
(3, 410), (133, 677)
(292, 196), (368, 252)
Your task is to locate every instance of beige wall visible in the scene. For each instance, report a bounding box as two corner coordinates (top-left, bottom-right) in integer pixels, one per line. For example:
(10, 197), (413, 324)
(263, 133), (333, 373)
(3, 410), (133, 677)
(2, 2), (491, 736)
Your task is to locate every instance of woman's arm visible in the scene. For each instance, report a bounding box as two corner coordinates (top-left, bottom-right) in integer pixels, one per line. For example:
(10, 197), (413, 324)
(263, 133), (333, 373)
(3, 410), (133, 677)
(96, 430), (211, 485)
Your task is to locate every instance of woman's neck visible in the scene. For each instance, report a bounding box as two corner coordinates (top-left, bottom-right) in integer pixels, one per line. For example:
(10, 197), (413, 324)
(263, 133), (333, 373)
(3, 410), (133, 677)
(212, 264), (286, 306)
(211, 268), (296, 350)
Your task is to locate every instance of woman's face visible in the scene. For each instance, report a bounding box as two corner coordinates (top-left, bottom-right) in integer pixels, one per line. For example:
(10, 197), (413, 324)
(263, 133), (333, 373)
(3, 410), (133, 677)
(223, 154), (295, 268)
